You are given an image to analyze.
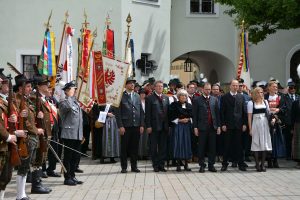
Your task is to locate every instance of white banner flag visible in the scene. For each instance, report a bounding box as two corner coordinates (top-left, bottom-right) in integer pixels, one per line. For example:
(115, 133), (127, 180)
(102, 56), (129, 107)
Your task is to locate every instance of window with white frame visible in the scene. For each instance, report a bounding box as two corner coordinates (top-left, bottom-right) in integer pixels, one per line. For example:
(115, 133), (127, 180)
(190, 0), (215, 14)
(22, 55), (39, 79)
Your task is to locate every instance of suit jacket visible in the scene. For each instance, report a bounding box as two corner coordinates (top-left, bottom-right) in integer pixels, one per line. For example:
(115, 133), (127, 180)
(145, 93), (169, 132)
(193, 95), (220, 131)
(281, 93), (299, 126)
(220, 92), (247, 130)
(59, 96), (83, 140)
(115, 91), (144, 128)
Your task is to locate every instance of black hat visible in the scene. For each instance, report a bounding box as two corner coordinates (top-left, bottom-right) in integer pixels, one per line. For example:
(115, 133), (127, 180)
(168, 78), (180, 86)
(62, 80), (77, 90)
(139, 88), (146, 94)
(134, 82), (141, 88)
(148, 77), (155, 85)
(238, 78), (244, 84)
(33, 74), (50, 86)
(287, 78), (296, 87)
(142, 80), (149, 87)
(126, 77), (136, 84)
(189, 79), (199, 85)
(0, 68), (8, 83)
(14, 74), (31, 88)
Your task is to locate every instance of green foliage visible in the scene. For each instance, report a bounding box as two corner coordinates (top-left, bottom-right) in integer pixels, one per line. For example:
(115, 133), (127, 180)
(216, 0), (300, 44)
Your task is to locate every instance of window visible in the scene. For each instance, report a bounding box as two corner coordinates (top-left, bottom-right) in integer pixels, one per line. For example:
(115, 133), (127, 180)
(22, 55), (39, 79)
(190, 0), (215, 14)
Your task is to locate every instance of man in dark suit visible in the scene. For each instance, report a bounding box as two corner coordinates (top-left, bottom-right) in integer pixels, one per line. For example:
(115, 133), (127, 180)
(220, 79), (247, 171)
(145, 80), (169, 172)
(115, 77), (144, 173)
(282, 80), (299, 159)
(193, 82), (221, 173)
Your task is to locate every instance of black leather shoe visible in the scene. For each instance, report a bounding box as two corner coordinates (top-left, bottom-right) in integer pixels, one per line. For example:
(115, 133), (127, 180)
(47, 171), (61, 177)
(231, 162), (237, 168)
(260, 165), (266, 172)
(199, 166), (205, 173)
(159, 167), (167, 172)
(41, 171), (48, 178)
(208, 167), (217, 172)
(221, 165), (228, 171)
(64, 179), (76, 186)
(121, 169), (127, 173)
(75, 168), (84, 173)
(239, 166), (247, 171)
(72, 177), (83, 184)
(154, 167), (159, 172)
(131, 168), (140, 173)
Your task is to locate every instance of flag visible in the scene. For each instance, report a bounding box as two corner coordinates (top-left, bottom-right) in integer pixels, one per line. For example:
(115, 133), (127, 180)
(237, 29), (251, 89)
(93, 51), (106, 105)
(102, 56), (129, 107)
(125, 39), (136, 77)
(38, 29), (57, 77)
(54, 26), (74, 101)
(103, 28), (114, 59)
(80, 29), (93, 79)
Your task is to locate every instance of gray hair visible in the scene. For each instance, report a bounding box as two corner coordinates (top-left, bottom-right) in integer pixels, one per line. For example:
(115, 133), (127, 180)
(176, 89), (188, 98)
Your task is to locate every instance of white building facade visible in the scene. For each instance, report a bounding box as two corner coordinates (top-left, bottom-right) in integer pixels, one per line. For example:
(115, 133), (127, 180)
(0, 0), (299, 86)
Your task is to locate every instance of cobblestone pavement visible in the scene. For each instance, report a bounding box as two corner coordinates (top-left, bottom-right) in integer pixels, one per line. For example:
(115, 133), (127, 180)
(4, 158), (300, 200)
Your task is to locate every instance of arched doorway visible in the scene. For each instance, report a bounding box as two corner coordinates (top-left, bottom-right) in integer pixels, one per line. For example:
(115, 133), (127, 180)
(171, 50), (235, 85)
(290, 50), (300, 83)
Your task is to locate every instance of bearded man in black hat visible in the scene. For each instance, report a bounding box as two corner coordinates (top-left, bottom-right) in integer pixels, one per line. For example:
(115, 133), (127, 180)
(115, 77), (144, 173)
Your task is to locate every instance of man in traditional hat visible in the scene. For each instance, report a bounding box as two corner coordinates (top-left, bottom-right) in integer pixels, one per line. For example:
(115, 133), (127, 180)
(32, 75), (61, 178)
(115, 77), (144, 173)
(14, 74), (50, 200)
(0, 71), (26, 200)
(282, 79), (299, 159)
(59, 80), (83, 186)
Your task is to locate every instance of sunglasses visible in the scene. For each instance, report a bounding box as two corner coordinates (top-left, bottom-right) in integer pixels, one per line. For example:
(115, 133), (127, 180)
(289, 87), (295, 90)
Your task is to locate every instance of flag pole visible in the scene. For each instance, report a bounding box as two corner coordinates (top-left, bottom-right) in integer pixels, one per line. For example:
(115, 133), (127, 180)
(124, 13), (132, 61)
(57, 11), (69, 68)
(236, 20), (244, 80)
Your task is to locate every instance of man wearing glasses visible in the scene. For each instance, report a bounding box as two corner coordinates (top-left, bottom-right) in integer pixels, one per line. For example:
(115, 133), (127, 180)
(282, 80), (299, 160)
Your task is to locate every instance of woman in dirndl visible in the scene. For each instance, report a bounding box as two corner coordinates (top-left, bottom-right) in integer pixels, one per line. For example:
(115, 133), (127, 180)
(248, 87), (272, 172)
(169, 89), (193, 171)
(292, 99), (300, 168)
(101, 106), (120, 163)
(265, 80), (286, 168)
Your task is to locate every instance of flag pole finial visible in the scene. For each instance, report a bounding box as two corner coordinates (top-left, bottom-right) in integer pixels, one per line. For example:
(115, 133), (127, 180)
(105, 13), (111, 29)
(82, 9), (89, 29)
(44, 10), (53, 29)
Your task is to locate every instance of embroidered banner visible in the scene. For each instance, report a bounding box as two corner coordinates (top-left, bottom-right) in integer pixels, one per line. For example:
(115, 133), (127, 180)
(102, 56), (129, 107)
(94, 51), (106, 105)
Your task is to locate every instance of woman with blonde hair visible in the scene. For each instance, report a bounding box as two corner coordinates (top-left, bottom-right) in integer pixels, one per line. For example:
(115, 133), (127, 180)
(248, 87), (272, 172)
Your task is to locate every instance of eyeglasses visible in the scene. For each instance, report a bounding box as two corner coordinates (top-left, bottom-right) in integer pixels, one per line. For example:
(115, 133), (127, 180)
(289, 87), (295, 90)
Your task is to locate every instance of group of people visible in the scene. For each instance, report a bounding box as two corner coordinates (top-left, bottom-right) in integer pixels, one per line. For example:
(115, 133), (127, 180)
(0, 69), (86, 200)
(0, 67), (300, 199)
(92, 76), (300, 174)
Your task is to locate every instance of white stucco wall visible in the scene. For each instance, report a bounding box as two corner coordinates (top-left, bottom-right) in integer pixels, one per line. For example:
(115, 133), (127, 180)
(0, 0), (122, 77)
(121, 0), (171, 83)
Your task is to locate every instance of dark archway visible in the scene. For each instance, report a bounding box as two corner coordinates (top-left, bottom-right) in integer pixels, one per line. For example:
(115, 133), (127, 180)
(290, 50), (300, 83)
